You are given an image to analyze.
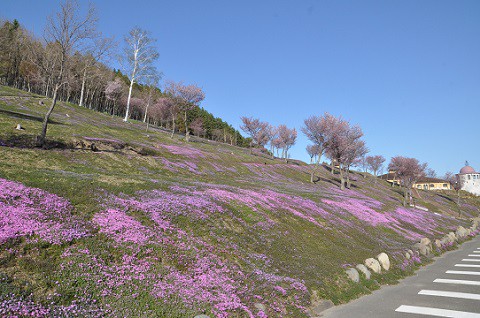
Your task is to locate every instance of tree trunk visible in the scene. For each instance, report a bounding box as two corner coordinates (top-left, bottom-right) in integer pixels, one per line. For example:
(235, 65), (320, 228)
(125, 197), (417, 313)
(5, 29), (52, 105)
(346, 168), (351, 189)
(171, 115), (176, 138)
(403, 187), (408, 207)
(184, 110), (189, 142)
(124, 78), (134, 122)
(340, 168), (345, 190)
(79, 68), (87, 107)
(37, 84), (59, 146)
(143, 100), (150, 123)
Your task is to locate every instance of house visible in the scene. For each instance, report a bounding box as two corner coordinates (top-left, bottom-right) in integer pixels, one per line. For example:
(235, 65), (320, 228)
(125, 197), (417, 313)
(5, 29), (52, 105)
(378, 171), (451, 190)
(457, 163), (480, 196)
(413, 177), (451, 190)
(378, 170), (400, 185)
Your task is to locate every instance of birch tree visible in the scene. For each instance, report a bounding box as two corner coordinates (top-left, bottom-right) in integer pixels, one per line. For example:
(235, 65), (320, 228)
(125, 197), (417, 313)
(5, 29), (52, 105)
(37, 0), (97, 146)
(122, 27), (159, 122)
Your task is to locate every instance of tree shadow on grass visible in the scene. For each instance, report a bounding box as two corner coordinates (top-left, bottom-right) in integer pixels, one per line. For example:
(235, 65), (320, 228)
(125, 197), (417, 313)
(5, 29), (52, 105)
(0, 109), (62, 125)
(437, 193), (456, 204)
(0, 134), (69, 149)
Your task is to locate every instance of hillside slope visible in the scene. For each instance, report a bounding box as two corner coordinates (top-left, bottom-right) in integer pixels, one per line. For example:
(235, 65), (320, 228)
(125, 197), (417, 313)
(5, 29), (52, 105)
(0, 85), (479, 317)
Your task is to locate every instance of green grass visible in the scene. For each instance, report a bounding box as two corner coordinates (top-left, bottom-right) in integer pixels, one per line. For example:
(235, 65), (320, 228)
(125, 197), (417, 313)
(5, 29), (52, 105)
(1, 85), (479, 316)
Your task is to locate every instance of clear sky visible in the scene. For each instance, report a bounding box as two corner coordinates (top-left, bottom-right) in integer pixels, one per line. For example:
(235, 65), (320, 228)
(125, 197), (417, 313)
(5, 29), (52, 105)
(3, 0), (480, 176)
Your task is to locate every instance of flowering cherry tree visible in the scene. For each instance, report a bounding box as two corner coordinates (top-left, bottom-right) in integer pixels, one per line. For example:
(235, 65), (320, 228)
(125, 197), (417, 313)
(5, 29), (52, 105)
(104, 79), (123, 116)
(366, 155), (385, 182)
(388, 156), (427, 206)
(190, 117), (205, 137)
(322, 114), (366, 190)
(277, 124), (297, 162)
(240, 116), (270, 154)
(165, 80), (205, 141)
(302, 115), (329, 183)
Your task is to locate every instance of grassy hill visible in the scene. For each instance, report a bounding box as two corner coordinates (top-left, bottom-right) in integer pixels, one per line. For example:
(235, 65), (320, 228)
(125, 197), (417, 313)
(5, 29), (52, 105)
(0, 85), (479, 317)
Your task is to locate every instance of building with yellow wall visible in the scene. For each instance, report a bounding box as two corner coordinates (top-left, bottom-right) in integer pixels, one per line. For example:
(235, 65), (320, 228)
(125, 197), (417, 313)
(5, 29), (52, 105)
(379, 171), (451, 190)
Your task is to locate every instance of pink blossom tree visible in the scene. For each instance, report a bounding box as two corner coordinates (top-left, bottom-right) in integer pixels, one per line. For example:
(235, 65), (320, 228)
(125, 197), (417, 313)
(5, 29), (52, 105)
(165, 80), (205, 142)
(306, 144), (322, 164)
(388, 156), (427, 207)
(265, 124), (277, 158)
(302, 115), (329, 183)
(342, 137), (368, 188)
(104, 79), (124, 116)
(277, 125), (297, 162)
(153, 97), (178, 138)
(148, 98), (170, 129)
(322, 114), (365, 190)
(240, 117), (270, 154)
(190, 117), (205, 137)
(366, 155), (385, 182)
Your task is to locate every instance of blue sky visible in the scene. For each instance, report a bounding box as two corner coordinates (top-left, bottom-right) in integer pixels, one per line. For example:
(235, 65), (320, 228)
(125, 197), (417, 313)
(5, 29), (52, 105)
(3, 0), (480, 176)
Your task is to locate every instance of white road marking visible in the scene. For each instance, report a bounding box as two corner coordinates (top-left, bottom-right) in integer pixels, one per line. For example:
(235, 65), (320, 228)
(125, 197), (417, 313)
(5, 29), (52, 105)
(395, 305), (480, 317)
(419, 289), (480, 300)
(446, 270), (480, 276)
(473, 251), (480, 253)
(434, 278), (480, 285)
(467, 255), (480, 257)
(463, 259), (480, 262)
(455, 264), (480, 268)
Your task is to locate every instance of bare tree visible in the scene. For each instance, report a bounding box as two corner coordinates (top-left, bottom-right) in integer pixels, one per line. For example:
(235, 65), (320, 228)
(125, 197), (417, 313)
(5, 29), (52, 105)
(78, 36), (116, 107)
(37, 0), (97, 146)
(445, 171), (463, 206)
(426, 168), (437, 178)
(142, 74), (161, 124)
(388, 156), (427, 207)
(122, 27), (159, 122)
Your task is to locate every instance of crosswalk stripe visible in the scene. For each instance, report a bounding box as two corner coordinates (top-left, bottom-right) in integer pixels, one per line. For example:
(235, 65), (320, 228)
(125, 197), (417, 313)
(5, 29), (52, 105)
(419, 289), (480, 300)
(446, 270), (480, 276)
(473, 251), (480, 253)
(395, 305), (480, 317)
(463, 259), (480, 262)
(434, 278), (480, 285)
(467, 255), (480, 257)
(455, 264), (480, 268)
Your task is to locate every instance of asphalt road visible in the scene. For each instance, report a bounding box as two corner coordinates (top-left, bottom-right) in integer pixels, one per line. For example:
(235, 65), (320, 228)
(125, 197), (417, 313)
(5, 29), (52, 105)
(321, 235), (480, 318)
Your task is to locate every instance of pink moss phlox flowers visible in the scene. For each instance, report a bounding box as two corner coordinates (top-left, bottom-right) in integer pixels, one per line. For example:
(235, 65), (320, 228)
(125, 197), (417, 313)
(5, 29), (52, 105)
(0, 178), (88, 244)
